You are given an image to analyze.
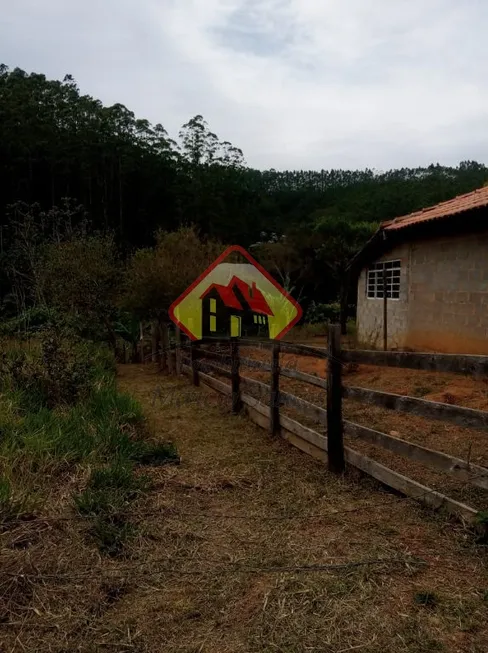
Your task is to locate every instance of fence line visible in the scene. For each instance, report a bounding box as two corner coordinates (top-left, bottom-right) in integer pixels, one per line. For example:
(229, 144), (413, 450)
(170, 328), (488, 526)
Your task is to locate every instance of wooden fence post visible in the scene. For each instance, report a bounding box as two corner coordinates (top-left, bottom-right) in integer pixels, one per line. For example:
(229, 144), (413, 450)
(383, 265), (388, 351)
(159, 323), (169, 372)
(327, 324), (345, 473)
(139, 321), (145, 364)
(175, 327), (182, 375)
(168, 335), (175, 375)
(151, 319), (160, 363)
(230, 337), (241, 414)
(190, 340), (200, 386)
(270, 341), (280, 436)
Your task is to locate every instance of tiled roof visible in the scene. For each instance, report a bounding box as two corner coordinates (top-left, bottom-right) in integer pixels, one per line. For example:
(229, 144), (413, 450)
(200, 276), (274, 316)
(382, 185), (488, 231)
(201, 283), (243, 310)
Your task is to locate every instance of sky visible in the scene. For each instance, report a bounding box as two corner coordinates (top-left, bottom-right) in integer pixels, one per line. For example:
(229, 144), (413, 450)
(2, 0), (488, 171)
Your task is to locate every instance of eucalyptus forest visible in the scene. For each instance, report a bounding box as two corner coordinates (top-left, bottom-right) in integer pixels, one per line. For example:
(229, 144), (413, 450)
(1, 64), (487, 327)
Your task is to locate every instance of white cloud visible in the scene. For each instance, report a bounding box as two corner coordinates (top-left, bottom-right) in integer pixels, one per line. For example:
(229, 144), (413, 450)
(2, 0), (488, 170)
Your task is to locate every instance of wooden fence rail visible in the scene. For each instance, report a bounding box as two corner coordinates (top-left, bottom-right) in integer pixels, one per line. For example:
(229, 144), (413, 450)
(174, 329), (488, 526)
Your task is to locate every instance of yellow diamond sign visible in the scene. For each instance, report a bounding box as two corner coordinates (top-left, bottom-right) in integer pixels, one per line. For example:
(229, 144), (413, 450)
(169, 245), (303, 341)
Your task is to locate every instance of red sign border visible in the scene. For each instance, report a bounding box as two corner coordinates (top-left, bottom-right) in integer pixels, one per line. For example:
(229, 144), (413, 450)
(168, 244), (303, 341)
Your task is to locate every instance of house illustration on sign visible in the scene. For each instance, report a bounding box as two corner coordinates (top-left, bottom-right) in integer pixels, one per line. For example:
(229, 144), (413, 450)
(200, 276), (274, 338)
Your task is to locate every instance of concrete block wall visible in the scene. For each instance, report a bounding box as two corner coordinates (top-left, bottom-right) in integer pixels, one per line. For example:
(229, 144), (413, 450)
(406, 230), (488, 353)
(357, 228), (488, 354)
(356, 243), (410, 349)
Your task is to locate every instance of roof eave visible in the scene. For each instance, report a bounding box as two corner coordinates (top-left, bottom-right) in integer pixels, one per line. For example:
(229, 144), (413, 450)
(346, 227), (386, 274)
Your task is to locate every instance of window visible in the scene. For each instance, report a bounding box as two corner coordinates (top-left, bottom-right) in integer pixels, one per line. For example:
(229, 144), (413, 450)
(367, 260), (401, 299)
(209, 315), (217, 332)
(210, 298), (216, 313)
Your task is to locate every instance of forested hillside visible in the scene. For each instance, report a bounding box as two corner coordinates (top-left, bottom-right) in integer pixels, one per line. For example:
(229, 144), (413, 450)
(1, 64), (488, 318)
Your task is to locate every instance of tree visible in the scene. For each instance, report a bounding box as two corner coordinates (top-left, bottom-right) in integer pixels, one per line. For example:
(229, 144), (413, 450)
(250, 235), (305, 301)
(40, 234), (121, 348)
(313, 212), (378, 333)
(122, 226), (223, 359)
(2, 199), (88, 315)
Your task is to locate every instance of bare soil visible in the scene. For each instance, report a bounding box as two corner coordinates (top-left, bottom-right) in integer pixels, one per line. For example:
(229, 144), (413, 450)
(237, 346), (488, 512)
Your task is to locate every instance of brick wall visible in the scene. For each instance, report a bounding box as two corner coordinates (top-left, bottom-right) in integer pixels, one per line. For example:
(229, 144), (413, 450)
(356, 229), (488, 354)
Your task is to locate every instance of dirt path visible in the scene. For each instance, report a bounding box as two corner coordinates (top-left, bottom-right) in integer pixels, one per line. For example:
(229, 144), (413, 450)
(110, 364), (488, 652)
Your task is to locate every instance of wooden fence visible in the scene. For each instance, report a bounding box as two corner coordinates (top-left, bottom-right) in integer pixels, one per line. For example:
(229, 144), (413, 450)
(164, 326), (488, 527)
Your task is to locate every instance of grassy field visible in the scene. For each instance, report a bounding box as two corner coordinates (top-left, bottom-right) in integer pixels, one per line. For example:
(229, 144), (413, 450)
(0, 337), (178, 652)
(3, 351), (488, 651)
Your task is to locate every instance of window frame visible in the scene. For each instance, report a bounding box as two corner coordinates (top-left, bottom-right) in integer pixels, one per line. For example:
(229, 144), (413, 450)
(366, 260), (401, 300)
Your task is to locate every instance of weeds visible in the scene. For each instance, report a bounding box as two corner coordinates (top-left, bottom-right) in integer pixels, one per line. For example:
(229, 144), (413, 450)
(412, 385), (433, 398)
(0, 330), (94, 409)
(0, 478), (34, 526)
(414, 591), (439, 608)
(74, 463), (150, 556)
(0, 336), (178, 551)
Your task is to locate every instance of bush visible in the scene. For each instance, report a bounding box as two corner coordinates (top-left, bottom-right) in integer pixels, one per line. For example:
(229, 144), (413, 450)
(305, 301), (341, 324)
(0, 331), (93, 410)
(0, 306), (60, 337)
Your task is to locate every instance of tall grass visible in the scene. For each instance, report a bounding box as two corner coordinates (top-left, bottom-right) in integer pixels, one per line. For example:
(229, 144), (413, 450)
(0, 333), (178, 553)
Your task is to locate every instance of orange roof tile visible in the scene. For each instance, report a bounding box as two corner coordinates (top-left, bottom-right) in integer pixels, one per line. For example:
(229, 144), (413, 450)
(382, 185), (488, 231)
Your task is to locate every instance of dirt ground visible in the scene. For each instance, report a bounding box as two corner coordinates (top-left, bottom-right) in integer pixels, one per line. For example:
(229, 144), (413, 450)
(3, 364), (488, 652)
(236, 346), (488, 512)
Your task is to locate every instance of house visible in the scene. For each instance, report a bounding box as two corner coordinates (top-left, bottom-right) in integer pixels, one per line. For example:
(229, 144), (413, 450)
(350, 185), (488, 354)
(200, 276), (274, 339)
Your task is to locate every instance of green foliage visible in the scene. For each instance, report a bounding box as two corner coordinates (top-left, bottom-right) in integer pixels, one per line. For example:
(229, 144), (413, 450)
(39, 234), (120, 337)
(0, 306), (59, 336)
(305, 301), (341, 324)
(475, 511), (488, 525)
(0, 477), (33, 524)
(0, 331), (93, 410)
(88, 517), (137, 557)
(74, 463), (149, 556)
(74, 464), (149, 517)
(2, 64), (488, 320)
(121, 226), (223, 321)
(0, 336), (178, 534)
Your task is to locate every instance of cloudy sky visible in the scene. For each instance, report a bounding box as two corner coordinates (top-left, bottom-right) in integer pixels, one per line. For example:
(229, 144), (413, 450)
(2, 0), (488, 171)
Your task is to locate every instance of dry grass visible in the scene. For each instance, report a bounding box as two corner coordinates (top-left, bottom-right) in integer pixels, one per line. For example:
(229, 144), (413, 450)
(1, 366), (488, 653)
(2, 364), (488, 652)
(237, 348), (488, 512)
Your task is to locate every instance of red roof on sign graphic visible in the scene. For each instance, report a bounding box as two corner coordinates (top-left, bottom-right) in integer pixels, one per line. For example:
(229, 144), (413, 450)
(200, 276), (274, 316)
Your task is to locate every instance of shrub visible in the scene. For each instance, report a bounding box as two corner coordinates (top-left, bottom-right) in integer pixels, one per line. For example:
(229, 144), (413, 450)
(0, 306), (59, 337)
(305, 301), (341, 325)
(0, 331), (94, 410)
(0, 335), (178, 542)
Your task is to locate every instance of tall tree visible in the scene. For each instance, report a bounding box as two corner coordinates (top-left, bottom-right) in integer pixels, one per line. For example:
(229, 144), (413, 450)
(313, 211), (378, 333)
